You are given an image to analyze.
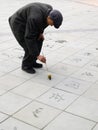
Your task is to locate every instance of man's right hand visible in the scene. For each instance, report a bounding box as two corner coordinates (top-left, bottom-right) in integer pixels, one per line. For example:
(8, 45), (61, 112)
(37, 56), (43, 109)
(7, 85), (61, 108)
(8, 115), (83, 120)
(37, 55), (46, 63)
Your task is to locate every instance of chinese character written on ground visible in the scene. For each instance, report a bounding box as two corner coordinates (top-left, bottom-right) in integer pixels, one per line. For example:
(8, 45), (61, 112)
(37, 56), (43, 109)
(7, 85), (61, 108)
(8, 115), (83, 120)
(49, 93), (65, 102)
(64, 81), (80, 89)
(84, 52), (91, 56)
(81, 72), (93, 76)
(32, 108), (43, 118)
(91, 63), (98, 68)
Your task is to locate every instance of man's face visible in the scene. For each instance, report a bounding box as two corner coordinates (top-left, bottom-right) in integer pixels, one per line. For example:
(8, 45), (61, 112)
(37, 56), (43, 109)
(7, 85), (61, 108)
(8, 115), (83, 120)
(47, 16), (54, 26)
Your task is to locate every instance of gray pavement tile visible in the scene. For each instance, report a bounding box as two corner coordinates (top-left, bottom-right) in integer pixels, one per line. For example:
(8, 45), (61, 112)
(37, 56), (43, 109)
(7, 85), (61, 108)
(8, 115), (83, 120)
(0, 74), (26, 90)
(36, 88), (78, 110)
(31, 71), (65, 87)
(13, 101), (61, 129)
(0, 117), (39, 130)
(64, 41), (88, 49)
(72, 68), (98, 83)
(62, 55), (91, 67)
(66, 97), (98, 122)
(50, 63), (79, 76)
(0, 60), (19, 73)
(0, 41), (16, 52)
(55, 77), (92, 95)
(9, 68), (37, 80)
(0, 92), (31, 115)
(72, 49), (97, 60)
(11, 80), (50, 99)
(2, 47), (24, 59)
(83, 82), (98, 101)
(55, 46), (78, 56)
(43, 112), (95, 130)
(44, 52), (67, 67)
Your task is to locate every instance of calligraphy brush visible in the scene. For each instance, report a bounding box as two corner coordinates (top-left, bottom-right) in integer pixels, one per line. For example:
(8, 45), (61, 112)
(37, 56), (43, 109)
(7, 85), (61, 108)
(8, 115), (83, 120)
(42, 52), (52, 80)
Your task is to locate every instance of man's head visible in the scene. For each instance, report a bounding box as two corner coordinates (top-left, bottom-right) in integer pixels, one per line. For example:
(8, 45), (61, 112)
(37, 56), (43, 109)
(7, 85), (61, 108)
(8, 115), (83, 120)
(47, 10), (63, 28)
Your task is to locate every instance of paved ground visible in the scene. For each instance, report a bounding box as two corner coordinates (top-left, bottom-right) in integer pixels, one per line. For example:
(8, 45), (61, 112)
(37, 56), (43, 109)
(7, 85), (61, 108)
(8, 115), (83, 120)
(0, 0), (98, 130)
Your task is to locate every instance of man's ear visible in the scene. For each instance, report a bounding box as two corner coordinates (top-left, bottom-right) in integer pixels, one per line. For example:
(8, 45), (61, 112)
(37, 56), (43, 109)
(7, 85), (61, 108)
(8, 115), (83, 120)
(48, 16), (52, 20)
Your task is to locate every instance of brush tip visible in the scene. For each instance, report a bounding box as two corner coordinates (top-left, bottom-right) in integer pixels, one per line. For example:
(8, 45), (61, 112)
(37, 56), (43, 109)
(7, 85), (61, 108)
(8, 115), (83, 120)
(48, 74), (52, 80)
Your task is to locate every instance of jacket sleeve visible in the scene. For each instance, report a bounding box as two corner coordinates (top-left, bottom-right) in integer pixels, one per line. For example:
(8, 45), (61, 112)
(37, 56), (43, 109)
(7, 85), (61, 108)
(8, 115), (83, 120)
(25, 17), (39, 59)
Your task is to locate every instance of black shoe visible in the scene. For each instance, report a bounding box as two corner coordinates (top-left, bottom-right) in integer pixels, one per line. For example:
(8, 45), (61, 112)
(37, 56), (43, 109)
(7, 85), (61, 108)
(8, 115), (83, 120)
(22, 66), (36, 74)
(33, 63), (43, 68)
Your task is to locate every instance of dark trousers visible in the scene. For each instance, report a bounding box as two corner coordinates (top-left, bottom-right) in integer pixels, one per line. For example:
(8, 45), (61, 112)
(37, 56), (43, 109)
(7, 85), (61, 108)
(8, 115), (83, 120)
(9, 17), (43, 68)
(22, 40), (43, 68)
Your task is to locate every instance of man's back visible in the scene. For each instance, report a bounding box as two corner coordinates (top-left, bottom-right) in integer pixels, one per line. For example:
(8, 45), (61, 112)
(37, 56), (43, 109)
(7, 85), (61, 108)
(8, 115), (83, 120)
(11, 2), (53, 24)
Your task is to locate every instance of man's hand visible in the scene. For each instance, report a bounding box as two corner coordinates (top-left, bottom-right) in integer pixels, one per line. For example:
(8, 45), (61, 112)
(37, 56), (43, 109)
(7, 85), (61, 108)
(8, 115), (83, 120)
(37, 55), (46, 63)
(38, 34), (44, 40)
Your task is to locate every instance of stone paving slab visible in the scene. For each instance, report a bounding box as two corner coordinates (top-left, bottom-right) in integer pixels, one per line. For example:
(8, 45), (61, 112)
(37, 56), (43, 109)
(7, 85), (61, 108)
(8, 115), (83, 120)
(0, 0), (98, 130)
(43, 112), (95, 130)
